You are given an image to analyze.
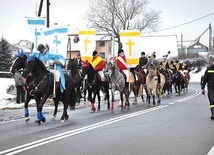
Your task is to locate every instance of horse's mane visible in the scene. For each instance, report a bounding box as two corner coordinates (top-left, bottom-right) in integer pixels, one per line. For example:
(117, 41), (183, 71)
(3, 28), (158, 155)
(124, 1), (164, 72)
(35, 57), (49, 73)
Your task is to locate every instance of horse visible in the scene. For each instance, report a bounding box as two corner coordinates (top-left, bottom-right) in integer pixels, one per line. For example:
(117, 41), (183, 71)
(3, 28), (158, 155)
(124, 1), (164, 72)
(159, 68), (173, 95)
(133, 64), (147, 103)
(171, 68), (187, 95)
(81, 61), (110, 112)
(10, 55), (36, 122)
(22, 57), (76, 125)
(10, 55), (60, 123)
(146, 64), (165, 106)
(108, 59), (131, 111)
(183, 71), (190, 92)
(67, 58), (87, 104)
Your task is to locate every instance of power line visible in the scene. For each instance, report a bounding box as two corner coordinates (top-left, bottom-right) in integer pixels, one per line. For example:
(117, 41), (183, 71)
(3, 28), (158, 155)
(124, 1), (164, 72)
(159, 12), (214, 32)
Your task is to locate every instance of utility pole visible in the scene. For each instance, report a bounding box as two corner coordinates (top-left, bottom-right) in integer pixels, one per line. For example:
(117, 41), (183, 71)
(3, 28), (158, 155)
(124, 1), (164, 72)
(209, 23), (212, 52)
(47, 0), (50, 28)
(38, 0), (50, 28)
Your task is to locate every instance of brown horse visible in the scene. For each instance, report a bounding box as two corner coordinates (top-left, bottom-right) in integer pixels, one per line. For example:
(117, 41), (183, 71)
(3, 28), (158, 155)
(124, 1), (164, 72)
(183, 71), (190, 92)
(146, 64), (165, 106)
(133, 65), (147, 104)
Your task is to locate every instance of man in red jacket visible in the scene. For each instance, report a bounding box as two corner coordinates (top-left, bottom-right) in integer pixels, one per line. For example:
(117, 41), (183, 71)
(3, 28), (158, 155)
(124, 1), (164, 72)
(116, 49), (129, 90)
(92, 50), (105, 81)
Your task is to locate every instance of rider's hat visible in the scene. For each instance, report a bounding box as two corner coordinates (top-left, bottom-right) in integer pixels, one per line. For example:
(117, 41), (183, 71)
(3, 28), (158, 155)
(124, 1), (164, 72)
(92, 50), (98, 56)
(37, 44), (45, 51)
(118, 49), (124, 54)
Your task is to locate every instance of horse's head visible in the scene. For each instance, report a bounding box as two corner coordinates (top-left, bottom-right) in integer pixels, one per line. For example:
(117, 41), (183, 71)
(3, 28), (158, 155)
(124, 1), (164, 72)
(23, 56), (47, 78)
(81, 60), (91, 79)
(67, 58), (78, 70)
(10, 55), (27, 74)
(148, 64), (157, 77)
(108, 57), (117, 71)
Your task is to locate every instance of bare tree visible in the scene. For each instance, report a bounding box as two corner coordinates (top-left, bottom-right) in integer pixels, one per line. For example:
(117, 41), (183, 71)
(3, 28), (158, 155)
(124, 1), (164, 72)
(84, 0), (162, 49)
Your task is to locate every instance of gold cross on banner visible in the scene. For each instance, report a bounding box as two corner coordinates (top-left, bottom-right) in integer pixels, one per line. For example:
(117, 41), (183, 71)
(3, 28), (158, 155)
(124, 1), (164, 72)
(84, 37), (90, 54)
(126, 39), (135, 56)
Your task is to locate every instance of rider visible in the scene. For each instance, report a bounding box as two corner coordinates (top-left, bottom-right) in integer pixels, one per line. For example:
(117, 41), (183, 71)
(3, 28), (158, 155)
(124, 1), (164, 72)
(116, 48), (130, 90)
(92, 50), (105, 82)
(146, 53), (161, 88)
(159, 55), (169, 71)
(35, 44), (66, 95)
(74, 53), (82, 69)
(139, 51), (148, 76)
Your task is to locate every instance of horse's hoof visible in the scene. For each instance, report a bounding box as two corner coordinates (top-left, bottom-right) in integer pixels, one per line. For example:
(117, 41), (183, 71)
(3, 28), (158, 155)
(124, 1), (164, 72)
(111, 110), (114, 114)
(51, 115), (56, 121)
(90, 108), (96, 113)
(41, 117), (46, 123)
(35, 120), (41, 126)
(59, 119), (65, 124)
(25, 117), (30, 123)
(132, 102), (137, 105)
(107, 107), (110, 110)
(97, 108), (101, 111)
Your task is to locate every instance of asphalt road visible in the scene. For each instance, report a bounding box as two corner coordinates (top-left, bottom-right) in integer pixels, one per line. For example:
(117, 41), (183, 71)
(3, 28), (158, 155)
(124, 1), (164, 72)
(0, 82), (214, 155)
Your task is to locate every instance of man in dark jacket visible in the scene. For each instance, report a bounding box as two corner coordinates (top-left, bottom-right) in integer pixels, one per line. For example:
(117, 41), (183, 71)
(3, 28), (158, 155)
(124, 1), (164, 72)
(139, 52), (148, 72)
(201, 58), (214, 120)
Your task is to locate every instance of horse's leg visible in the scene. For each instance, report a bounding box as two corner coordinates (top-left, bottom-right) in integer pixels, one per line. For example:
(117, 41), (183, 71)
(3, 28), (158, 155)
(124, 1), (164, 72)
(59, 100), (69, 124)
(90, 90), (96, 113)
(132, 85), (138, 105)
(111, 88), (115, 112)
(120, 92), (124, 110)
(125, 92), (130, 110)
(35, 96), (47, 125)
(147, 94), (151, 107)
(24, 93), (31, 123)
(152, 94), (156, 106)
(51, 98), (59, 121)
(97, 90), (101, 111)
(76, 86), (81, 106)
(104, 83), (110, 110)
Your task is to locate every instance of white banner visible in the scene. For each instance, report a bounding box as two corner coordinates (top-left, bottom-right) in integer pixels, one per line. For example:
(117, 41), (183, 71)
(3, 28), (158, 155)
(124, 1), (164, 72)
(120, 30), (140, 67)
(78, 29), (96, 62)
(26, 17), (46, 51)
(42, 26), (68, 59)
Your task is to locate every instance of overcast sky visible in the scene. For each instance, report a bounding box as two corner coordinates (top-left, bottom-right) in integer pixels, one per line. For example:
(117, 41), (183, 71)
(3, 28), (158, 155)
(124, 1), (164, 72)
(0, 0), (214, 47)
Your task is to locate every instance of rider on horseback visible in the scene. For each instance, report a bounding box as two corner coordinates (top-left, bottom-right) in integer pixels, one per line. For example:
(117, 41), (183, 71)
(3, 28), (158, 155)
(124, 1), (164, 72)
(92, 50), (105, 82)
(116, 49), (130, 91)
(146, 52), (161, 88)
(35, 44), (66, 96)
(139, 51), (148, 85)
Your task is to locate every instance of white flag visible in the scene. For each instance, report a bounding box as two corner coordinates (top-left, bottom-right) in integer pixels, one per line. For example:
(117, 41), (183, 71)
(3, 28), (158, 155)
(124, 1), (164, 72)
(78, 29), (96, 62)
(42, 26), (68, 59)
(120, 30), (140, 67)
(26, 17), (46, 51)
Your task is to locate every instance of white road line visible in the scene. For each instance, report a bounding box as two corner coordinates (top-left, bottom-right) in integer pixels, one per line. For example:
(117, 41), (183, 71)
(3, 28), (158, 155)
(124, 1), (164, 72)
(0, 105), (168, 155)
(0, 89), (201, 155)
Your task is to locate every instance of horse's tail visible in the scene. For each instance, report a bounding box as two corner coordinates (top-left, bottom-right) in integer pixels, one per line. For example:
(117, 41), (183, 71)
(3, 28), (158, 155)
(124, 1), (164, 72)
(69, 87), (77, 110)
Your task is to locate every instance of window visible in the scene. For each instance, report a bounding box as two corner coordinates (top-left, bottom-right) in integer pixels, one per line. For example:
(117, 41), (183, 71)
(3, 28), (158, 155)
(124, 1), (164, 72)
(99, 41), (105, 47)
(99, 52), (105, 58)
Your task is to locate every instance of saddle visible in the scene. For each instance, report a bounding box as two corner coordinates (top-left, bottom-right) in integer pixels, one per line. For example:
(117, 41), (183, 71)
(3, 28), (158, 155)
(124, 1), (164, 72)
(119, 71), (134, 83)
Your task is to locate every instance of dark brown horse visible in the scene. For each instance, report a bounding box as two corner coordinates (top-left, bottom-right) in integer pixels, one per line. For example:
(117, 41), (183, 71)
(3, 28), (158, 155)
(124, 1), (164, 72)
(22, 57), (76, 125)
(133, 65), (147, 104)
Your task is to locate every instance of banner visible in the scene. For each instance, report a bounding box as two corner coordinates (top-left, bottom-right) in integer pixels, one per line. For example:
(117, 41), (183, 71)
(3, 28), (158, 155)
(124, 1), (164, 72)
(42, 26), (68, 59)
(120, 30), (140, 67)
(78, 29), (96, 62)
(26, 17), (46, 51)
